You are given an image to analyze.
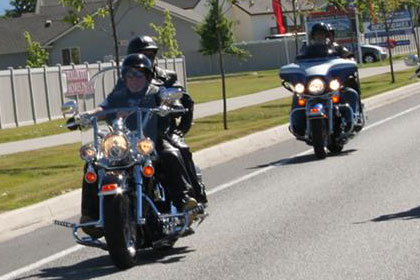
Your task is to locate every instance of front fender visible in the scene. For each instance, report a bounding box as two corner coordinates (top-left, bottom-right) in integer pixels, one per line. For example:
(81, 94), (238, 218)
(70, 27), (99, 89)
(98, 171), (129, 196)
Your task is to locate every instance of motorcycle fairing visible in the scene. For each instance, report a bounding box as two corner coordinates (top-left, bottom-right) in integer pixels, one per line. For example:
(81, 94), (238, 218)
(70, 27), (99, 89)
(280, 57), (357, 86)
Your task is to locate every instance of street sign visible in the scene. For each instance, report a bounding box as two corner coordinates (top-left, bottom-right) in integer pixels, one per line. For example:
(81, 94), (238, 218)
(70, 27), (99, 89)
(364, 9), (413, 38)
(63, 69), (95, 97)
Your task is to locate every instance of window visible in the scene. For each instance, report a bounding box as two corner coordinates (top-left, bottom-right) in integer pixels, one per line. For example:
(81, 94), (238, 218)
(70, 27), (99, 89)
(61, 47), (81, 65)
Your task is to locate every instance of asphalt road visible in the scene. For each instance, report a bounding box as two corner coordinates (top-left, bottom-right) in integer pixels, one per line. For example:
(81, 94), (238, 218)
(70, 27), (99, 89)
(2, 85), (420, 279)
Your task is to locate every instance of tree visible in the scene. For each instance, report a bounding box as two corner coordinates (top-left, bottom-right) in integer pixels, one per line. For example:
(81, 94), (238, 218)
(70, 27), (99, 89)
(195, 0), (249, 130)
(150, 9), (182, 58)
(59, 0), (155, 76)
(325, 0), (412, 83)
(4, 0), (36, 17)
(24, 31), (49, 68)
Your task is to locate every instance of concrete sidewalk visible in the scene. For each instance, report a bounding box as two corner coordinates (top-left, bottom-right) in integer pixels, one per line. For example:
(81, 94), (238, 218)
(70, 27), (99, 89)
(0, 60), (410, 156)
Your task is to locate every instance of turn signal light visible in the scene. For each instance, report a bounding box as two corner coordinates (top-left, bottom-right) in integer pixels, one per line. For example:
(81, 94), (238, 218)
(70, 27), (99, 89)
(101, 184), (118, 193)
(142, 166), (154, 177)
(297, 98), (306, 106)
(85, 171), (97, 183)
(311, 108), (320, 113)
(332, 95), (340, 104)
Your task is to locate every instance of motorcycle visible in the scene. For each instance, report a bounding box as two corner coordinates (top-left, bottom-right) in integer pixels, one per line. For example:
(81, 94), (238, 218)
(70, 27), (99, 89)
(54, 85), (207, 269)
(280, 45), (365, 159)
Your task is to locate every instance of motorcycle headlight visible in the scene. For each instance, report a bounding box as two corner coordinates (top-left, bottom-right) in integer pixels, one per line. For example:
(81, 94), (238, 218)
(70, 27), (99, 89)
(137, 138), (155, 156)
(80, 144), (96, 162)
(101, 133), (129, 161)
(308, 78), (325, 94)
(329, 79), (341, 91)
(294, 83), (305, 94)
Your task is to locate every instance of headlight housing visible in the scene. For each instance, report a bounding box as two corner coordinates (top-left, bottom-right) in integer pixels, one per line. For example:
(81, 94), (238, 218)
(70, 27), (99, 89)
(294, 83), (305, 94)
(329, 79), (341, 91)
(308, 78), (325, 95)
(101, 133), (129, 161)
(137, 138), (155, 156)
(80, 144), (96, 162)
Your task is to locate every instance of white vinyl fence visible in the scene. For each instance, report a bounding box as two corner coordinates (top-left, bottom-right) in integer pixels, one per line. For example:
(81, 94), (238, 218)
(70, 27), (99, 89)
(0, 57), (187, 129)
(362, 27), (420, 56)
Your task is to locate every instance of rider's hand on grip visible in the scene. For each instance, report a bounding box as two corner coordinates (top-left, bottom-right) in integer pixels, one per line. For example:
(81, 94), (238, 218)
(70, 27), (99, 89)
(66, 117), (80, 131)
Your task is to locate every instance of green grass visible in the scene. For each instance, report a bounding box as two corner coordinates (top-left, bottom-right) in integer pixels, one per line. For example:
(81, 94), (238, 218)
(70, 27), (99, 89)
(1, 67), (418, 212)
(0, 119), (67, 144)
(187, 69), (280, 103)
(0, 144), (82, 212)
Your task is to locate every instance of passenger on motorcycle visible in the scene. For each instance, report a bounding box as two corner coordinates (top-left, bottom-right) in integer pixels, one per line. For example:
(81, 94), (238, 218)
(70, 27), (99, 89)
(123, 35), (208, 205)
(76, 54), (199, 238)
(292, 22), (363, 133)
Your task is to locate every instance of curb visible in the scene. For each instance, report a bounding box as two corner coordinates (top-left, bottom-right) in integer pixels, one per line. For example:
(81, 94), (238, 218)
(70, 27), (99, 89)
(1, 80), (420, 243)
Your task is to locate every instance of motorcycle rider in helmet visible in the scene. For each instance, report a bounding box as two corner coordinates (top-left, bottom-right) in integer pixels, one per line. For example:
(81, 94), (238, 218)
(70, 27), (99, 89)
(74, 54), (199, 238)
(291, 22), (363, 135)
(123, 35), (208, 205)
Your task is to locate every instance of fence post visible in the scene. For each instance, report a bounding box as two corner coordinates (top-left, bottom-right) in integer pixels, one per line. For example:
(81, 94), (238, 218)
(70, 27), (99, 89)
(27, 66), (37, 124)
(98, 61), (106, 100)
(182, 55), (188, 90)
(284, 39), (290, 64)
(111, 60), (116, 85)
(83, 61), (90, 111)
(71, 63), (80, 107)
(57, 64), (65, 106)
(164, 57), (168, 69)
(8, 67), (19, 127)
(43, 65), (52, 120)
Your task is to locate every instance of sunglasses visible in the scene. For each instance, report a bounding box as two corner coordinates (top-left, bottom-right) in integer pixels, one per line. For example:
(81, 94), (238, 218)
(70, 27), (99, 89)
(125, 70), (146, 79)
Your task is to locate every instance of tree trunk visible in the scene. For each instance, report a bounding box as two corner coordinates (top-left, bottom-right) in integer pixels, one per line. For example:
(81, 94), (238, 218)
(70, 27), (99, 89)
(109, 0), (120, 78)
(216, 0), (227, 130)
(217, 36), (228, 130)
(292, 0), (298, 55)
(382, 3), (395, 83)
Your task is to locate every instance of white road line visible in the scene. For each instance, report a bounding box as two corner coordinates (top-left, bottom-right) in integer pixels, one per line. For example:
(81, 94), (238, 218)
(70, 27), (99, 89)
(1, 101), (419, 280)
(0, 245), (83, 280)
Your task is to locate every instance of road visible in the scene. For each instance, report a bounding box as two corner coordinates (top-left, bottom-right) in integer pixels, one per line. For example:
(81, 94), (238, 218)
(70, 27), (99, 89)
(2, 80), (420, 279)
(0, 60), (411, 156)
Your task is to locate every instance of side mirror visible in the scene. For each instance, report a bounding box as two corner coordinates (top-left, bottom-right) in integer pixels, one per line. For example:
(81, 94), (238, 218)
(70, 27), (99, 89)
(62, 100), (78, 115)
(159, 87), (185, 104)
(404, 54), (419, 66)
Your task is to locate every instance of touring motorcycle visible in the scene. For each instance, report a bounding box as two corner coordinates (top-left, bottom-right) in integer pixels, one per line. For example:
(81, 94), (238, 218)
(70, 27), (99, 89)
(55, 82), (207, 269)
(280, 45), (365, 159)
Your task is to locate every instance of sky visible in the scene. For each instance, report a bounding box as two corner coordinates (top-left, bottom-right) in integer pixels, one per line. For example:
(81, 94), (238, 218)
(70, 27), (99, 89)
(0, 1), (12, 15)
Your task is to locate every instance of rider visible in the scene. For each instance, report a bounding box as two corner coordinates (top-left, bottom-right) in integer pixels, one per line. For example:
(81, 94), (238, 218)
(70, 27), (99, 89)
(291, 22), (363, 134)
(124, 35), (207, 204)
(77, 54), (199, 237)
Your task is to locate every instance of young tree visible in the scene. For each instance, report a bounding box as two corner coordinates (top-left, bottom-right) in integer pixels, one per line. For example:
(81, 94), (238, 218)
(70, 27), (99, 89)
(4, 0), (36, 17)
(325, 0), (409, 83)
(24, 31), (49, 67)
(59, 0), (155, 76)
(195, 0), (249, 130)
(150, 9), (182, 58)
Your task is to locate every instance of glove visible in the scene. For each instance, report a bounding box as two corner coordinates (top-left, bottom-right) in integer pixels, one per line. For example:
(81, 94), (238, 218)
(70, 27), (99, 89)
(66, 117), (79, 131)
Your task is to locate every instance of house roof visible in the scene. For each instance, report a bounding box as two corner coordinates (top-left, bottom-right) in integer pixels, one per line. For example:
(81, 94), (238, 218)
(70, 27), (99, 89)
(159, 0), (201, 9)
(234, 0), (324, 15)
(0, 0), (202, 55)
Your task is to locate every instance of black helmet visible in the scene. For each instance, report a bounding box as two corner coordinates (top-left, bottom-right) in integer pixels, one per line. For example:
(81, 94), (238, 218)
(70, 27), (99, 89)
(326, 23), (335, 39)
(122, 53), (153, 79)
(310, 22), (330, 39)
(127, 35), (158, 55)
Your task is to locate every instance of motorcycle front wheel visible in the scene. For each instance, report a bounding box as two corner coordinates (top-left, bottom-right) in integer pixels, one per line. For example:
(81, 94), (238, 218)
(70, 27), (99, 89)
(311, 119), (327, 159)
(104, 194), (137, 269)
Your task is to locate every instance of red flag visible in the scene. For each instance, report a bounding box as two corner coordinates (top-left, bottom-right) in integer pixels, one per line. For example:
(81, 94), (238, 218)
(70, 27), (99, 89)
(272, 0), (286, 34)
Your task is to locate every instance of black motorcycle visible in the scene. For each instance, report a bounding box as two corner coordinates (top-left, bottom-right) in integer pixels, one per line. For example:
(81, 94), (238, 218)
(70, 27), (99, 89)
(280, 45), (365, 159)
(55, 89), (207, 269)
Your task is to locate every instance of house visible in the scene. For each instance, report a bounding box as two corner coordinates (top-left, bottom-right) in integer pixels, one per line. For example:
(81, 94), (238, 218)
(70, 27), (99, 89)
(162, 0), (325, 42)
(0, 0), (204, 70)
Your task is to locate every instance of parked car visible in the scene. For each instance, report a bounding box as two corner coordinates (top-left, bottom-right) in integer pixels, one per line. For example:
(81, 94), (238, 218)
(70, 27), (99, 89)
(360, 44), (388, 63)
